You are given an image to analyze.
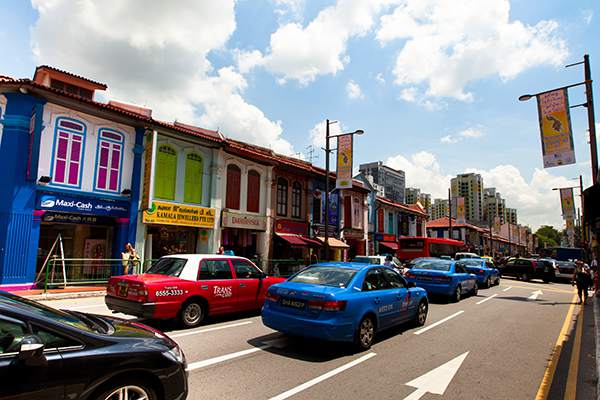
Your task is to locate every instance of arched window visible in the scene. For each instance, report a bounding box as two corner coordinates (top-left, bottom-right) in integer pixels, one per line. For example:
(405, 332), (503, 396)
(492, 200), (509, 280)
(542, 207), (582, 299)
(95, 129), (124, 192)
(154, 144), (177, 200)
(226, 164), (241, 209)
(184, 152), (203, 204)
(291, 181), (302, 218)
(51, 118), (86, 187)
(247, 170), (261, 213)
(276, 178), (288, 216)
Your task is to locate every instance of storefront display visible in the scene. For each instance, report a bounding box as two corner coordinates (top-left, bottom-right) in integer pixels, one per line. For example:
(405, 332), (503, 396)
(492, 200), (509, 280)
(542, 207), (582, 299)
(221, 210), (267, 258)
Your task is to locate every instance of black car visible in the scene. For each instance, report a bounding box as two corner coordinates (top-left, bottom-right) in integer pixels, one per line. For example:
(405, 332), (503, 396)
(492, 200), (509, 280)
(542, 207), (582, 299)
(497, 258), (555, 283)
(0, 291), (187, 400)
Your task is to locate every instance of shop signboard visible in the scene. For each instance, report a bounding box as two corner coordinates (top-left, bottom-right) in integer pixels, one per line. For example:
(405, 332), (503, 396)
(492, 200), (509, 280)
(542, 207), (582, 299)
(37, 193), (130, 218)
(375, 233), (396, 242)
(222, 210), (267, 231)
(336, 135), (353, 189)
(536, 88), (576, 168)
(275, 219), (308, 235)
(41, 211), (115, 225)
(559, 188), (575, 220)
(143, 201), (216, 228)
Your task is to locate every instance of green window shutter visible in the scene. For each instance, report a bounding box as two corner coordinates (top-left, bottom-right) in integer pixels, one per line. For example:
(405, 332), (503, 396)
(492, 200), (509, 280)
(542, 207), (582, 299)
(184, 153), (203, 204)
(154, 145), (177, 200)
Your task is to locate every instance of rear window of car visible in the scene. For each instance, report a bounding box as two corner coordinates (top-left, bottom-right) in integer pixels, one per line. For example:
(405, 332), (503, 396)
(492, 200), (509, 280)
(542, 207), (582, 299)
(146, 257), (187, 277)
(461, 260), (484, 267)
(352, 257), (380, 264)
(288, 266), (357, 288)
(414, 261), (452, 272)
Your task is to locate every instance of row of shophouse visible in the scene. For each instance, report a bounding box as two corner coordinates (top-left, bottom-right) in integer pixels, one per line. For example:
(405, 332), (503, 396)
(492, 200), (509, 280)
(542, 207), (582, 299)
(0, 66), (429, 288)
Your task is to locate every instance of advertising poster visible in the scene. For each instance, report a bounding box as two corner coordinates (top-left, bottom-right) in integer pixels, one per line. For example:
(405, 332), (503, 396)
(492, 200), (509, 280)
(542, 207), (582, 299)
(536, 89), (575, 168)
(456, 197), (466, 225)
(336, 135), (353, 189)
(559, 188), (576, 220)
(566, 218), (575, 234)
(493, 216), (501, 235)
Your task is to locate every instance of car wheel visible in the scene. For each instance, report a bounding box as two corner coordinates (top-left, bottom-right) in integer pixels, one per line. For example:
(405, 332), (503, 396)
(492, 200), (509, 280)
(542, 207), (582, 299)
(414, 300), (428, 327)
(472, 283), (478, 296)
(95, 379), (157, 400)
(521, 273), (529, 282)
(354, 316), (375, 351)
(180, 300), (205, 328)
(486, 277), (492, 288)
(452, 285), (461, 303)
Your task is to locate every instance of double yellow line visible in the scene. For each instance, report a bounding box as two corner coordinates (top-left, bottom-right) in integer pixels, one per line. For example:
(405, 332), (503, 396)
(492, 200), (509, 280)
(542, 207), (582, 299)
(535, 293), (584, 400)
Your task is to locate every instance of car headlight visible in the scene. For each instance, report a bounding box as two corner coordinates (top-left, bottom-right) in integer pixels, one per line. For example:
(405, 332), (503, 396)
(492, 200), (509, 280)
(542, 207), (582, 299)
(162, 345), (186, 365)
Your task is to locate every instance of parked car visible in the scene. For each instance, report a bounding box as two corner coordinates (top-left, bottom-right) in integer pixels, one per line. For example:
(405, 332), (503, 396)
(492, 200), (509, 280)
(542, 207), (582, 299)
(458, 258), (500, 288)
(106, 255), (285, 328)
(0, 291), (187, 400)
(352, 255), (402, 270)
(454, 252), (480, 260)
(497, 258), (555, 283)
(555, 261), (577, 281)
(261, 262), (428, 350)
(404, 259), (478, 302)
(404, 257), (439, 269)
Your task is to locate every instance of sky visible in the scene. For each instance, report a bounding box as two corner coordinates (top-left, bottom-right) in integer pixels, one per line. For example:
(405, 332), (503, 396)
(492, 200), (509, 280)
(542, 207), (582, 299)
(1, 0), (598, 230)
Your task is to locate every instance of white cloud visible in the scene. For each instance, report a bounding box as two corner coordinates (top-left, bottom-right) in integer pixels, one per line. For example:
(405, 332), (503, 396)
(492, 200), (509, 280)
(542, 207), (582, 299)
(440, 135), (459, 144)
(234, 49), (264, 74)
(377, 0), (568, 101)
(309, 120), (344, 150)
(258, 0), (396, 84)
(440, 127), (483, 144)
(400, 87), (417, 102)
(273, 0), (305, 21)
(346, 80), (364, 99)
(30, 0), (295, 154)
(386, 151), (452, 198)
(376, 73), (386, 84)
(459, 128), (483, 138)
(583, 10), (593, 25)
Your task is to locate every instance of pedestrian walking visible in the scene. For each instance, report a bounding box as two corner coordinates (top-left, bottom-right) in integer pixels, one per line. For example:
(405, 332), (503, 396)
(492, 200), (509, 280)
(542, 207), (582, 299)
(216, 246), (225, 255)
(591, 257), (599, 295)
(121, 243), (139, 275)
(572, 260), (592, 304)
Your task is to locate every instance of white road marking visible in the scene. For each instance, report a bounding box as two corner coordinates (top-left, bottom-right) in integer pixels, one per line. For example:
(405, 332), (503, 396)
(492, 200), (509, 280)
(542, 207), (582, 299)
(414, 311), (464, 335)
(186, 346), (267, 371)
(170, 321), (253, 338)
(269, 353), (377, 400)
(503, 286), (512, 292)
(404, 352), (469, 400)
(528, 290), (543, 300)
(476, 294), (497, 305)
(63, 303), (107, 310)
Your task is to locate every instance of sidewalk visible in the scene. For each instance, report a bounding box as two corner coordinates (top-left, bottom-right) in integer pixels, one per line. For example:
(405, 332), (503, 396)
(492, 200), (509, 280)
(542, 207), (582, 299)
(8, 285), (106, 301)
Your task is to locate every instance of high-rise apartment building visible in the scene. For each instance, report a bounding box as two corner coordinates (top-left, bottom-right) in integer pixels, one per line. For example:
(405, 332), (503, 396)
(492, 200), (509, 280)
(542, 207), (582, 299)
(450, 173), (483, 223)
(358, 161), (405, 203)
(483, 187), (506, 224)
(505, 208), (518, 224)
(405, 188), (431, 218)
(432, 198), (449, 220)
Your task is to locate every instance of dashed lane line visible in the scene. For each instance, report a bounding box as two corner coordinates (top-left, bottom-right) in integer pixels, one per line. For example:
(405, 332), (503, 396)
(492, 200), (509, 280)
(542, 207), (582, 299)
(476, 294), (497, 305)
(170, 321), (254, 338)
(414, 311), (464, 335)
(500, 284), (574, 294)
(186, 346), (267, 371)
(268, 353), (377, 400)
(503, 286), (512, 292)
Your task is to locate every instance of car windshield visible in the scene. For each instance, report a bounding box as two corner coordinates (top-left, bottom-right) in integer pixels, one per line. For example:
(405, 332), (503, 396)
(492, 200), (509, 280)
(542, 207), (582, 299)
(352, 257), (380, 264)
(0, 293), (99, 333)
(461, 260), (484, 267)
(146, 257), (187, 277)
(289, 266), (357, 288)
(414, 261), (452, 272)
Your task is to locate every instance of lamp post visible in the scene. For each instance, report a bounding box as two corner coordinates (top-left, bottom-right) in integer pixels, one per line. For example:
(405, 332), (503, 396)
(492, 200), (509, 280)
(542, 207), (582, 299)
(324, 119), (364, 261)
(519, 54), (598, 185)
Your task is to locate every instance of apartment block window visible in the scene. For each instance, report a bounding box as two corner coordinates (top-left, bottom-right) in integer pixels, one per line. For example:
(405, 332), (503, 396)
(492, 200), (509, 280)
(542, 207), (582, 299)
(226, 164), (241, 210)
(52, 118), (86, 187)
(95, 129), (123, 192)
(276, 178), (288, 216)
(291, 181), (302, 218)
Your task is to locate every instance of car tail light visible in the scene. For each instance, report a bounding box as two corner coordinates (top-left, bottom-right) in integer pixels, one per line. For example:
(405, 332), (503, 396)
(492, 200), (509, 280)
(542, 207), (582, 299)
(265, 291), (280, 302)
(405, 272), (415, 278)
(307, 300), (347, 312)
(478, 269), (485, 274)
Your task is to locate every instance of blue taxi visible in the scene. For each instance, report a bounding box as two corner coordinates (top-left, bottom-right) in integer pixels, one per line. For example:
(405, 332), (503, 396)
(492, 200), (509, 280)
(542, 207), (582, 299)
(404, 259), (478, 302)
(261, 262), (428, 350)
(458, 258), (500, 288)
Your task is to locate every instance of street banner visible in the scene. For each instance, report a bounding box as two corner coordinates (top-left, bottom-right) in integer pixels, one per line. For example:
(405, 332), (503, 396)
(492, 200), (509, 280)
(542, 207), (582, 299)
(143, 201), (215, 228)
(493, 216), (501, 235)
(519, 226), (527, 246)
(559, 188), (576, 220)
(566, 218), (575, 234)
(336, 135), (353, 189)
(456, 197), (466, 225)
(536, 88), (575, 168)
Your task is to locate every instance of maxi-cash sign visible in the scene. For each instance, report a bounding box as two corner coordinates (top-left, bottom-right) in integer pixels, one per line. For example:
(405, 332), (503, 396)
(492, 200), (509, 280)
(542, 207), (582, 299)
(143, 201), (216, 228)
(38, 193), (130, 218)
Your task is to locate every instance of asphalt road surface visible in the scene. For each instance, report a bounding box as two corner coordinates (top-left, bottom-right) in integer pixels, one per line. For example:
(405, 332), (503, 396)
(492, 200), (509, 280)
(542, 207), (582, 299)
(41, 278), (579, 400)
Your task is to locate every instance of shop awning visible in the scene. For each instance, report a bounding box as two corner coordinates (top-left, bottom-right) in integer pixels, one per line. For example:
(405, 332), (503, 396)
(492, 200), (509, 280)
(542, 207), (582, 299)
(317, 236), (350, 249)
(275, 233), (322, 247)
(379, 241), (399, 251)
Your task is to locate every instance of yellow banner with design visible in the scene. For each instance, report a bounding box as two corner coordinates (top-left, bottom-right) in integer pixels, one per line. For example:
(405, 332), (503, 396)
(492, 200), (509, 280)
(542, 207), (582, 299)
(143, 201), (215, 228)
(537, 89), (575, 168)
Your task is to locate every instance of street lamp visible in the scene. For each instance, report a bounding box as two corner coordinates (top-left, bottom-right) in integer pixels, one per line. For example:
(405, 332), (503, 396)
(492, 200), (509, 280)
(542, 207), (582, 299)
(323, 119), (364, 261)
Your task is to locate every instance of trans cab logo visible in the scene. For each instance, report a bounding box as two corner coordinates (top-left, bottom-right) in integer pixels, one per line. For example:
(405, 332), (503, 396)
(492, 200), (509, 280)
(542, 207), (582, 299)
(214, 286), (233, 298)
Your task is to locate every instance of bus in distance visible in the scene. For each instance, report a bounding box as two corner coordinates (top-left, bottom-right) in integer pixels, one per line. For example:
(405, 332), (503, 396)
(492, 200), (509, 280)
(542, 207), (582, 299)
(398, 237), (466, 261)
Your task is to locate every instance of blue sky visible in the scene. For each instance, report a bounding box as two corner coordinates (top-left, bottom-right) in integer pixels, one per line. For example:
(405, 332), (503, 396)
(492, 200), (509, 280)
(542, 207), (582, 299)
(1, 0), (598, 229)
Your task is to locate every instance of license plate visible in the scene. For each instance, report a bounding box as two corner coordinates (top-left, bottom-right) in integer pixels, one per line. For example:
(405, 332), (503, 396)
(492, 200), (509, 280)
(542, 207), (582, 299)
(281, 298), (306, 309)
(118, 285), (128, 297)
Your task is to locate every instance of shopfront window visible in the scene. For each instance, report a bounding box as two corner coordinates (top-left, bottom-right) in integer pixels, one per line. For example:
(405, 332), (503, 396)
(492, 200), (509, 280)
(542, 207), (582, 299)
(291, 181), (302, 218)
(155, 144), (177, 200)
(353, 197), (362, 229)
(226, 164), (241, 209)
(388, 212), (394, 234)
(51, 118), (86, 187)
(95, 129), (123, 192)
(247, 170), (260, 213)
(276, 178), (288, 216)
(184, 152), (203, 204)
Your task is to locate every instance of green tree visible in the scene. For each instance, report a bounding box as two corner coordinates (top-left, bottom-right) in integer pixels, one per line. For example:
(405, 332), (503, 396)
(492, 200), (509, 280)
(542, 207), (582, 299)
(535, 225), (561, 247)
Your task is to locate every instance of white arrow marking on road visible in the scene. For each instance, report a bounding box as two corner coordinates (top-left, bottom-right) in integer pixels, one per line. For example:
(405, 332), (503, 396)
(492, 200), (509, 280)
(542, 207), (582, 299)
(528, 290), (543, 300)
(403, 352), (469, 400)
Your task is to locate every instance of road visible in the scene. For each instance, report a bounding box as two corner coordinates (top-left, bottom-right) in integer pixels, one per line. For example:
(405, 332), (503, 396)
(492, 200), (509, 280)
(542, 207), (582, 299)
(41, 278), (579, 400)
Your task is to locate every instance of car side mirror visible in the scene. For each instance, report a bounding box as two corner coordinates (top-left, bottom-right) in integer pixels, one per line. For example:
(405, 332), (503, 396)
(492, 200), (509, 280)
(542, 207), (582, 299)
(19, 335), (47, 366)
(407, 282), (416, 288)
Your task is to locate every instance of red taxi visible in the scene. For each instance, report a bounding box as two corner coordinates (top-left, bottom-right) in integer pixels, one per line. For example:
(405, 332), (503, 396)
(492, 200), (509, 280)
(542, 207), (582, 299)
(105, 255), (286, 328)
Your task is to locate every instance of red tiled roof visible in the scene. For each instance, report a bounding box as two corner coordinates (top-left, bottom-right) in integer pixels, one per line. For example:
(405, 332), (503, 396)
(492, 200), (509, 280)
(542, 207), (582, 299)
(0, 75), (13, 82)
(426, 217), (486, 232)
(377, 196), (428, 216)
(173, 121), (223, 140)
(34, 65), (107, 90)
